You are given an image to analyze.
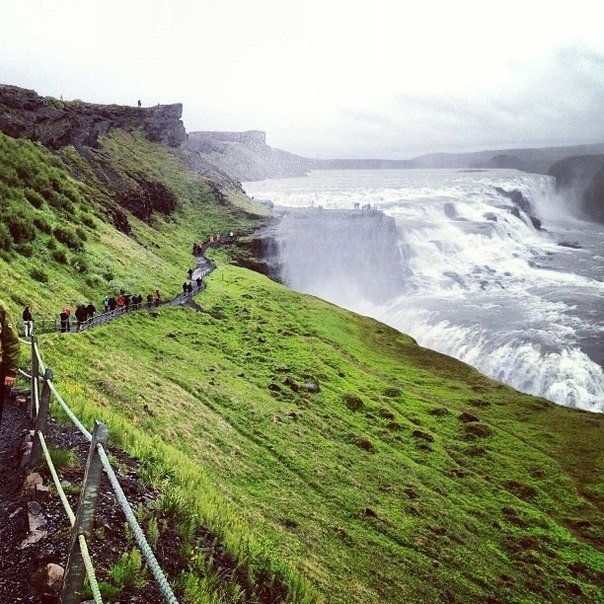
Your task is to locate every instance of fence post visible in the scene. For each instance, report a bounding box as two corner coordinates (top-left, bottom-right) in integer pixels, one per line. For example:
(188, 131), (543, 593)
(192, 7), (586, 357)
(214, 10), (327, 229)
(29, 336), (39, 419)
(29, 367), (53, 469)
(60, 421), (109, 604)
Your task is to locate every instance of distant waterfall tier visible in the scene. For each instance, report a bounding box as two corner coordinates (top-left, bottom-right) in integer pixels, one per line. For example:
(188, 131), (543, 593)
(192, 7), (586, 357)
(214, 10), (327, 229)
(264, 207), (405, 305)
(244, 169), (604, 412)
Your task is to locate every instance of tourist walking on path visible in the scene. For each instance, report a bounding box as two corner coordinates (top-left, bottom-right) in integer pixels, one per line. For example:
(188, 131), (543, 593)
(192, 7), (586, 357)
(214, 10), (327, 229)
(59, 308), (71, 333)
(75, 304), (87, 331)
(86, 302), (96, 321)
(0, 300), (20, 422)
(22, 306), (33, 337)
(153, 290), (161, 307)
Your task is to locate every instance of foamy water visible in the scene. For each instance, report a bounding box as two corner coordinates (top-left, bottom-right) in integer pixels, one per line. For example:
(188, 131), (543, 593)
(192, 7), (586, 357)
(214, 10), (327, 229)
(244, 169), (604, 412)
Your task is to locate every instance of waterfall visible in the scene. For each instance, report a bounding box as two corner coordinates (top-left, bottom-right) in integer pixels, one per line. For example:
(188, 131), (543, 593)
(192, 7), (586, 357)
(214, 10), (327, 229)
(245, 169), (604, 412)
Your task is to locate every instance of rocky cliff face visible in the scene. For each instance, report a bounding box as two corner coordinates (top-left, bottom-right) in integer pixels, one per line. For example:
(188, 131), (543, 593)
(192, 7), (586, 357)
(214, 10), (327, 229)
(548, 155), (604, 223)
(186, 130), (313, 182)
(0, 84), (186, 149)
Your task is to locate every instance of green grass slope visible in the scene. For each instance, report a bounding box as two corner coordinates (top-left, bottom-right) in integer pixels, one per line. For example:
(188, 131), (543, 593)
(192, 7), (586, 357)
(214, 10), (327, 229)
(37, 265), (604, 603)
(0, 129), (263, 321)
(1, 130), (602, 603)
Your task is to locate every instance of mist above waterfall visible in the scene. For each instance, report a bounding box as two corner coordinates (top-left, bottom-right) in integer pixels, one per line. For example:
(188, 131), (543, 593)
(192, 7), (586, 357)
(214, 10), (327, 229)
(271, 208), (405, 306)
(244, 169), (604, 412)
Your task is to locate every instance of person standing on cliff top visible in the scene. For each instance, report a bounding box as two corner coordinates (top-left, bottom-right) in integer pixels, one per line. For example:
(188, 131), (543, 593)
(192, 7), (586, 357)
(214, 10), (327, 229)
(0, 300), (21, 409)
(137, 99), (141, 107)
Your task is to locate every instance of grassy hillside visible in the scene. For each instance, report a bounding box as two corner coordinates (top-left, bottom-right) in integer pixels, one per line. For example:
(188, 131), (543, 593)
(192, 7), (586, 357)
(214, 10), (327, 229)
(1, 130), (602, 603)
(0, 129), (264, 321)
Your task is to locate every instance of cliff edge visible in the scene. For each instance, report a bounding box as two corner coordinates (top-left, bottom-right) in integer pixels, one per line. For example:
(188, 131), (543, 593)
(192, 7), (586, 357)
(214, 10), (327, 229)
(0, 84), (186, 150)
(548, 154), (604, 223)
(186, 130), (313, 182)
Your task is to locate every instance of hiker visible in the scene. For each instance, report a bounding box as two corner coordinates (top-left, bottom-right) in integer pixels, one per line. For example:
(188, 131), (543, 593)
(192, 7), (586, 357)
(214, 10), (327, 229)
(108, 296), (117, 314)
(153, 290), (161, 307)
(86, 302), (96, 321)
(146, 293), (153, 309)
(60, 308), (71, 333)
(182, 282), (188, 295)
(188, 267), (193, 279)
(102, 296), (110, 313)
(116, 293), (125, 313)
(123, 293), (131, 310)
(75, 304), (88, 331)
(0, 300), (20, 409)
(196, 276), (202, 288)
(22, 306), (34, 337)
(187, 282), (193, 294)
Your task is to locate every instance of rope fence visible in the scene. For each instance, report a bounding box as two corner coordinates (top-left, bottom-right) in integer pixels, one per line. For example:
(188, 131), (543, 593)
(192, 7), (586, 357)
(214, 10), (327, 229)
(12, 237), (230, 602)
(23, 334), (180, 604)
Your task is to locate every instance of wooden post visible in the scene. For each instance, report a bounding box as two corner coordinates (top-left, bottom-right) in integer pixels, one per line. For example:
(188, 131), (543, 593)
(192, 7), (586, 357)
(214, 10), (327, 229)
(29, 368), (53, 469)
(30, 336), (39, 419)
(60, 421), (109, 604)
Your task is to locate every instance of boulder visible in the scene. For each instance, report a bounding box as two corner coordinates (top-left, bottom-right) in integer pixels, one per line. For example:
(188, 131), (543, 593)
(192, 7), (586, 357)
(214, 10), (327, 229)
(31, 563), (64, 593)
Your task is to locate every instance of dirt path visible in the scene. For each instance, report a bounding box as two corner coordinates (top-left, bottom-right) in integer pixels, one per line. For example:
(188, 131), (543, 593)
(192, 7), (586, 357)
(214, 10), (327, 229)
(0, 392), (36, 600)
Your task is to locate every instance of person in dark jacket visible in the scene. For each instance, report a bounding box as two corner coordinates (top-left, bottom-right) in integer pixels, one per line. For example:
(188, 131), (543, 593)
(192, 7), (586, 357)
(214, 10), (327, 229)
(22, 306), (34, 337)
(86, 302), (96, 321)
(0, 300), (21, 406)
(75, 304), (87, 331)
(60, 308), (71, 333)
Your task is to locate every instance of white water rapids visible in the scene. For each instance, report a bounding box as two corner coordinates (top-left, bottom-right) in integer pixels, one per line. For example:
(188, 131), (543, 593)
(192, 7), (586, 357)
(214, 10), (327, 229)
(243, 169), (604, 412)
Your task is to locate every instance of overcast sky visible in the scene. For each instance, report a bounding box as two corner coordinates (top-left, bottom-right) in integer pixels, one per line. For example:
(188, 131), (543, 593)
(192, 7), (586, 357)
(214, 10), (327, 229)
(1, 0), (603, 159)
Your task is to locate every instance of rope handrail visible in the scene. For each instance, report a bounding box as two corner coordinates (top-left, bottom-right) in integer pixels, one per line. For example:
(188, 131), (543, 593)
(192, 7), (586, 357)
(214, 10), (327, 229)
(38, 429), (103, 602)
(47, 379), (92, 442)
(37, 430), (76, 525)
(97, 444), (179, 604)
(22, 333), (179, 603)
(78, 535), (104, 604)
(12, 241), (225, 601)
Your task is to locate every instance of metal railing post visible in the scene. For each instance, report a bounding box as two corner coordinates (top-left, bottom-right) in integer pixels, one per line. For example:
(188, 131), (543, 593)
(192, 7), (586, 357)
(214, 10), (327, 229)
(60, 421), (109, 604)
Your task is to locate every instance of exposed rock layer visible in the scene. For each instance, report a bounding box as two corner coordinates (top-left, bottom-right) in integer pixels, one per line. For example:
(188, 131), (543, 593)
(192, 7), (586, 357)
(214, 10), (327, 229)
(186, 130), (313, 181)
(0, 84), (186, 149)
(548, 154), (604, 223)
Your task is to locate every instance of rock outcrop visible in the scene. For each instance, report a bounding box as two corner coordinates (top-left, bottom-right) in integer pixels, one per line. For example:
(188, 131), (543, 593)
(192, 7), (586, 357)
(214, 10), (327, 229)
(186, 130), (313, 182)
(548, 155), (604, 223)
(0, 84), (186, 149)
